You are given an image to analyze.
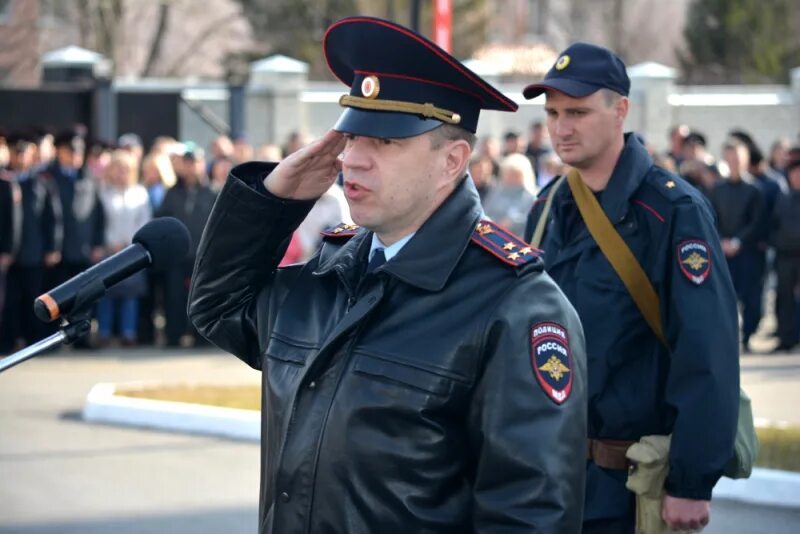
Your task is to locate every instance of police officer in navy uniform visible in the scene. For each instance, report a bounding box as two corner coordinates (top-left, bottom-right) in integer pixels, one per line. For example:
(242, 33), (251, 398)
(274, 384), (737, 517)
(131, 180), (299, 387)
(524, 43), (740, 532)
(189, 17), (587, 534)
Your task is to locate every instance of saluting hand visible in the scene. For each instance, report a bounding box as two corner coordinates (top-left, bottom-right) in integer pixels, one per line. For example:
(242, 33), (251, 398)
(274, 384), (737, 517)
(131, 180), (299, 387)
(265, 130), (346, 200)
(662, 495), (710, 531)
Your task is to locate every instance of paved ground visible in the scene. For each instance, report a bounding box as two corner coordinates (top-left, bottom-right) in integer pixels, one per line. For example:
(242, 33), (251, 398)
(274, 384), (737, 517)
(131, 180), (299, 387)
(1, 344), (799, 533)
(0, 349), (260, 534)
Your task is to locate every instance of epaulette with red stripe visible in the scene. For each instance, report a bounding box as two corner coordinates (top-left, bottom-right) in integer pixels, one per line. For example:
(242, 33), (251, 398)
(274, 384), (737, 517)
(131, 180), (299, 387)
(320, 222), (361, 238)
(471, 220), (541, 267)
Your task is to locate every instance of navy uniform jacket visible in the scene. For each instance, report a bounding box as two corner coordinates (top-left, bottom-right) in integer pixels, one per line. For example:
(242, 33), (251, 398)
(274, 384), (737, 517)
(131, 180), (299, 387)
(525, 134), (740, 520)
(39, 162), (105, 265)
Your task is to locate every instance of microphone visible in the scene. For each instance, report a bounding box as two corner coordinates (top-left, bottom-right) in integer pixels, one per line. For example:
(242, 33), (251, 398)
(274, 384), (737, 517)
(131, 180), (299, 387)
(34, 217), (191, 323)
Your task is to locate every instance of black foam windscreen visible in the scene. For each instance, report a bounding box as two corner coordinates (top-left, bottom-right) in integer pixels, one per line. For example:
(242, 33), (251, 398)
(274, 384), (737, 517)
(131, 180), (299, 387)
(133, 217), (192, 271)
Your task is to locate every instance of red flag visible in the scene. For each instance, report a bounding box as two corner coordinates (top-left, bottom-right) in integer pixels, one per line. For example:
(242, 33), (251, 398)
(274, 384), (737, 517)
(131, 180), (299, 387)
(433, 0), (452, 53)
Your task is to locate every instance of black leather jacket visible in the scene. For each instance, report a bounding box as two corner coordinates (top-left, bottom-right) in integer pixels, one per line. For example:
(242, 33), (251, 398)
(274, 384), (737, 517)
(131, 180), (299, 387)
(189, 162), (587, 533)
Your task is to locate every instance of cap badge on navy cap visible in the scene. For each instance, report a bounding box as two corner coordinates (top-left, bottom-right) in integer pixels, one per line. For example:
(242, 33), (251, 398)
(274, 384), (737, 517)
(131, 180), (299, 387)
(555, 55), (570, 70)
(361, 75), (380, 99)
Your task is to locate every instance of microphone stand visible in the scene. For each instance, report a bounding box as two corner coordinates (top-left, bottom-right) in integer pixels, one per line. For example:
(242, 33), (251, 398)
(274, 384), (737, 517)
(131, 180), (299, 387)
(0, 278), (105, 374)
(0, 314), (91, 373)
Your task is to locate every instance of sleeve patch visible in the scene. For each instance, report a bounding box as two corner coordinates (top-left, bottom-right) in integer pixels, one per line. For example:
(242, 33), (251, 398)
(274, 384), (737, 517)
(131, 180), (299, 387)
(471, 219), (541, 267)
(677, 239), (711, 285)
(530, 322), (573, 405)
(321, 222), (360, 238)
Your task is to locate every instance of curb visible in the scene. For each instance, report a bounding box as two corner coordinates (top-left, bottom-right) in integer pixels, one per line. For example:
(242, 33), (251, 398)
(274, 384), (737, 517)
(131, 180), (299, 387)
(713, 468), (800, 508)
(83, 383), (800, 508)
(82, 382), (260, 442)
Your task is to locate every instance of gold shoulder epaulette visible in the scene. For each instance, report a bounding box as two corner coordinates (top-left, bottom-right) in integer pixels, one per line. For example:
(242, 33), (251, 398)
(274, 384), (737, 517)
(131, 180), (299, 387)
(471, 220), (541, 267)
(320, 222), (360, 238)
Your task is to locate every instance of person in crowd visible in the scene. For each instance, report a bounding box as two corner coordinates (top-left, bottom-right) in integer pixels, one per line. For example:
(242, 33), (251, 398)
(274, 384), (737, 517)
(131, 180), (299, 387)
(483, 152), (537, 236)
(37, 130), (105, 348)
(232, 136), (254, 163)
(666, 124), (689, 168)
(679, 158), (717, 198)
(525, 120), (552, 186)
(769, 138), (791, 178)
(156, 146), (216, 347)
(188, 17), (587, 533)
(140, 154), (172, 212)
(84, 139), (113, 185)
(475, 135), (501, 177)
(118, 133), (144, 165)
(0, 130), (14, 330)
(207, 135), (234, 175)
(96, 150), (152, 347)
(282, 131), (306, 157)
(209, 156), (234, 192)
(710, 138), (766, 350)
(33, 127), (55, 168)
(137, 143), (176, 346)
(468, 156), (495, 201)
(770, 158), (800, 352)
(0, 128), (8, 169)
(524, 42), (739, 532)
(501, 130), (521, 156)
(681, 131), (717, 172)
(256, 144), (283, 162)
(0, 132), (57, 353)
(536, 151), (564, 188)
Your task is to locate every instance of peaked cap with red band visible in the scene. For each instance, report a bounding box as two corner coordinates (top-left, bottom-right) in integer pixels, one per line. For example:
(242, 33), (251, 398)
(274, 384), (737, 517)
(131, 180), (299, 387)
(323, 16), (518, 139)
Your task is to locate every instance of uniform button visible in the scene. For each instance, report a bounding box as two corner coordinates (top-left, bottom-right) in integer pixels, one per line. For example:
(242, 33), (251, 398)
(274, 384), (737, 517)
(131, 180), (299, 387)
(308, 381), (317, 390)
(280, 492), (290, 503)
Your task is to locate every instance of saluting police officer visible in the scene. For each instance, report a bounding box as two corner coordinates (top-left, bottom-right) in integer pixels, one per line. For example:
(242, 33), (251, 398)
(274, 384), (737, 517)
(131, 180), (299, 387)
(190, 17), (587, 534)
(524, 43), (740, 532)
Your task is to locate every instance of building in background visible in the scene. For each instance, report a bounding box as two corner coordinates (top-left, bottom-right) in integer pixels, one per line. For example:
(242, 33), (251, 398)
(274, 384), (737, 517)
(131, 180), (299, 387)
(0, 0), (253, 86)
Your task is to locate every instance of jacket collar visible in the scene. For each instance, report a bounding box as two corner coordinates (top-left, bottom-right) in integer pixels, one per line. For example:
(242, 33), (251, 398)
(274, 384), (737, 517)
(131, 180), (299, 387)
(314, 176), (483, 292)
(597, 132), (653, 223)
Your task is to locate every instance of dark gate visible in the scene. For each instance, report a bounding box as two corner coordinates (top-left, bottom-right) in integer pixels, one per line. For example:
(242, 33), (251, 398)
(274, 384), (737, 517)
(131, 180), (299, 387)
(0, 86), (92, 135)
(116, 91), (180, 150)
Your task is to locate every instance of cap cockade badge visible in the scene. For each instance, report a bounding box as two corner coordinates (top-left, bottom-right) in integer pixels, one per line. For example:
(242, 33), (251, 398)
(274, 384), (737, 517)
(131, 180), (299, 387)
(361, 75), (380, 99)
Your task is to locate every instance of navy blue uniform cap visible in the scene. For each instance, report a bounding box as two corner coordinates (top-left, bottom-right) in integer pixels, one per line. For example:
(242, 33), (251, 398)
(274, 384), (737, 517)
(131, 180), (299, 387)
(523, 42), (630, 100)
(324, 17), (517, 138)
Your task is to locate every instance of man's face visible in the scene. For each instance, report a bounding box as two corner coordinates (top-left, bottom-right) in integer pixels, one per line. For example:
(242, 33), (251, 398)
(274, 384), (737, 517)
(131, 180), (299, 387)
(723, 145), (748, 178)
(544, 90), (626, 170)
(56, 146), (84, 169)
(787, 166), (800, 191)
(182, 156), (204, 184)
(503, 136), (519, 154)
(530, 125), (545, 146)
(10, 145), (35, 171)
(341, 130), (460, 239)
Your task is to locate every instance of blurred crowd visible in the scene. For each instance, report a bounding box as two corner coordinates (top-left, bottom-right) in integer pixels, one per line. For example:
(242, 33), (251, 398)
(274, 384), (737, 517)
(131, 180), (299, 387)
(0, 127), (342, 353)
(1, 121), (799, 354)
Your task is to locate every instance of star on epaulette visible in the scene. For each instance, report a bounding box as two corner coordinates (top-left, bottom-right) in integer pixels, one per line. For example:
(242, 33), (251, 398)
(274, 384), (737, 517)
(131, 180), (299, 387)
(665, 180), (676, 189)
(470, 219), (542, 267)
(320, 222), (360, 238)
